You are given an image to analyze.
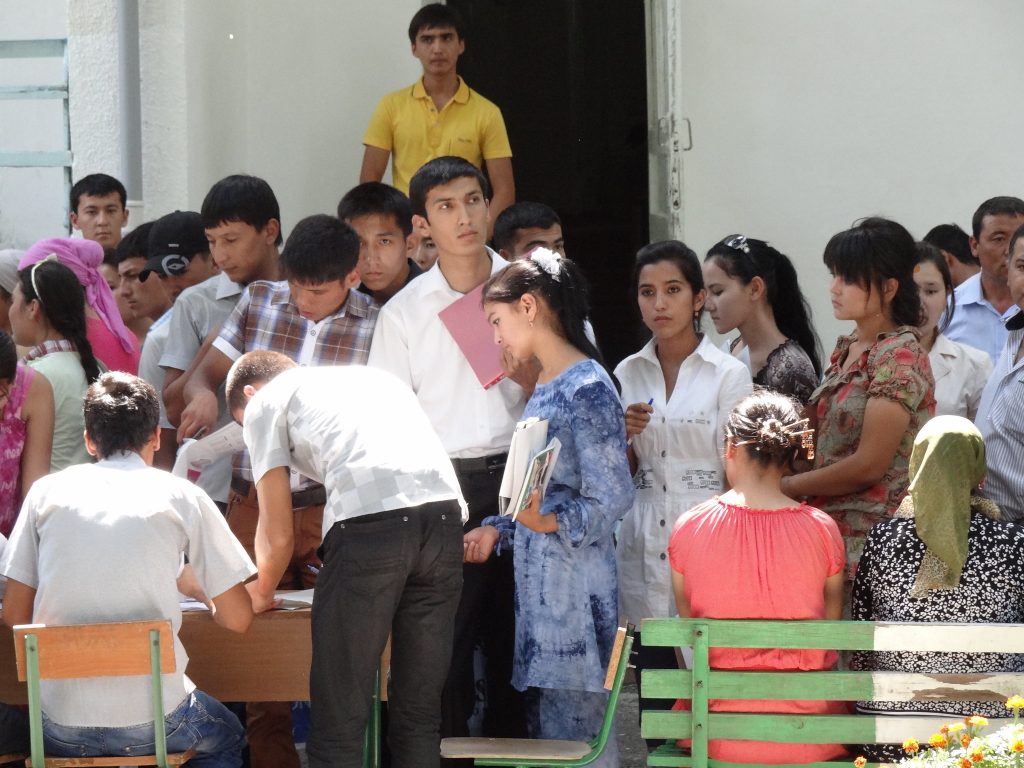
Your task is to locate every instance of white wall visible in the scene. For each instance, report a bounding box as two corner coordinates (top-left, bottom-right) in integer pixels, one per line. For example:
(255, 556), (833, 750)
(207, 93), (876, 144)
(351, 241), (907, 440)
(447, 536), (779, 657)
(139, 1), (422, 233)
(674, 0), (1024, 349)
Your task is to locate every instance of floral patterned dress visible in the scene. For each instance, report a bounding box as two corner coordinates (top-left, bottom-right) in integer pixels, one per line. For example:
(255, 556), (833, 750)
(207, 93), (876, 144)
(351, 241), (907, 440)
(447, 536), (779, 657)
(850, 509), (1024, 761)
(808, 326), (934, 579)
(0, 363), (36, 536)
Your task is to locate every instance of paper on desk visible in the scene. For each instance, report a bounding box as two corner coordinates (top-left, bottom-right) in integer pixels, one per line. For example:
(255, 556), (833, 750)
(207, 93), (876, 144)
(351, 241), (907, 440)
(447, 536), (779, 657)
(273, 588), (315, 610)
(180, 597), (210, 612)
(172, 422), (245, 481)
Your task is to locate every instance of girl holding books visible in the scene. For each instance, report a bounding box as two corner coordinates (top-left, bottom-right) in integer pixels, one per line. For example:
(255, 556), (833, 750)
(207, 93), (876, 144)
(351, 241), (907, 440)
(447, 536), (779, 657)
(464, 248), (634, 767)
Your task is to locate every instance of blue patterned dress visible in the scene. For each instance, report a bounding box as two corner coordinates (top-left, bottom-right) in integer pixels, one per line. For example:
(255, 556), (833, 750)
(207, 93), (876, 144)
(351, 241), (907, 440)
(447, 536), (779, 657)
(486, 359), (634, 759)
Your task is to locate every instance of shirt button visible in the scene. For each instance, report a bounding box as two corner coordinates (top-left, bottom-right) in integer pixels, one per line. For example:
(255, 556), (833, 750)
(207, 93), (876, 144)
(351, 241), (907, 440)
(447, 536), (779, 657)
(662, 484), (667, 492)
(659, 519), (666, 527)
(660, 552), (667, 560)
(661, 450), (667, 458)
(309, 328), (317, 337)
(402, 516), (409, 522)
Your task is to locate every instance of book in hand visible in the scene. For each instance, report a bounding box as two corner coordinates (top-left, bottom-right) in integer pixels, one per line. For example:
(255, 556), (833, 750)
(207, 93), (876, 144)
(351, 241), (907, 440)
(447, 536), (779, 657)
(499, 417), (548, 514)
(437, 283), (506, 390)
(507, 437), (561, 522)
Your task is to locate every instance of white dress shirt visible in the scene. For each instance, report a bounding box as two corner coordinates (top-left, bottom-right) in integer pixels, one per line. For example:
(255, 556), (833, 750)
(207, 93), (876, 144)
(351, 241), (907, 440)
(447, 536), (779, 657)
(929, 332), (992, 420)
(613, 335), (753, 624)
(367, 251), (525, 458)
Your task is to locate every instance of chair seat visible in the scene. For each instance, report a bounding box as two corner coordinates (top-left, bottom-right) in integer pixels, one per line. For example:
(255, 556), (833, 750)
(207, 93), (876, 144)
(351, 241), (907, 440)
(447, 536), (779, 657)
(28, 747), (195, 766)
(440, 736), (591, 760)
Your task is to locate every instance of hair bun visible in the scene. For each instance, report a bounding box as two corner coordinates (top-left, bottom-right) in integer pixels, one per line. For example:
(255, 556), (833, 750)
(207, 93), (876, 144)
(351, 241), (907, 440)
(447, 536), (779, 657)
(757, 418), (789, 450)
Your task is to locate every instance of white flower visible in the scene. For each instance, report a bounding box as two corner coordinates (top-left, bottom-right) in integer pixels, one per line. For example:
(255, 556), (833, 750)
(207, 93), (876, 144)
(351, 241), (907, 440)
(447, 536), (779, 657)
(530, 247), (561, 279)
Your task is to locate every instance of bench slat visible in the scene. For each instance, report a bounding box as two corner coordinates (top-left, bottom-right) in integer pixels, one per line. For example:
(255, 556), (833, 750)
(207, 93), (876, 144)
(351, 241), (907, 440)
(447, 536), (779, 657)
(647, 745), (884, 767)
(641, 711), (1012, 743)
(642, 669), (1024, 702)
(641, 619), (1024, 653)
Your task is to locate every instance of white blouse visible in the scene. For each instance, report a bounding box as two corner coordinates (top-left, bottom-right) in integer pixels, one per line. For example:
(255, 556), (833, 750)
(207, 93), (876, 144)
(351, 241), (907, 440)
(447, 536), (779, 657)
(613, 335), (752, 624)
(929, 333), (992, 420)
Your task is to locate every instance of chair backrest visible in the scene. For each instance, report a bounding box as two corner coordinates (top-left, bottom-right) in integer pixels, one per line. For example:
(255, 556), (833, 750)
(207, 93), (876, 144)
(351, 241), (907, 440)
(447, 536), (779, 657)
(13, 620), (176, 681)
(640, 618), (1024, 766)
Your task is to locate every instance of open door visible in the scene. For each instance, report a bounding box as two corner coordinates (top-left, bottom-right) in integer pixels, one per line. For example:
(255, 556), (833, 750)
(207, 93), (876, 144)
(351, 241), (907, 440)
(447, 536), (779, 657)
(645, 0), (686, 243)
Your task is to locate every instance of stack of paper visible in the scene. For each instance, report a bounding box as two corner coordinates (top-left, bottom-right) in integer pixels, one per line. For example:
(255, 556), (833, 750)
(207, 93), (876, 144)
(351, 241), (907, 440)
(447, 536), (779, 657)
(499, 418), (562, 520)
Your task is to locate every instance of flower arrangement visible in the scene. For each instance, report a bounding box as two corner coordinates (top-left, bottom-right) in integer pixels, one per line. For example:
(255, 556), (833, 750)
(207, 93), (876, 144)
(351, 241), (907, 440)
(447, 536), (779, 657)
(853, 697), (1024, 767)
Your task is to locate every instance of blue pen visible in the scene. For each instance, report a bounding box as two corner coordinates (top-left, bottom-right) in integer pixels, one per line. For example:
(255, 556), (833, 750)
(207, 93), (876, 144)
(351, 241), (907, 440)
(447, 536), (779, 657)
(626, 398), (655, 446)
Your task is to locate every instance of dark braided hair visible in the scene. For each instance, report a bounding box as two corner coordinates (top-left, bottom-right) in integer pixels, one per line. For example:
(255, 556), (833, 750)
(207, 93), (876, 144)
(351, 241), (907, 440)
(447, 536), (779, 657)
(18, 260), (101, 383)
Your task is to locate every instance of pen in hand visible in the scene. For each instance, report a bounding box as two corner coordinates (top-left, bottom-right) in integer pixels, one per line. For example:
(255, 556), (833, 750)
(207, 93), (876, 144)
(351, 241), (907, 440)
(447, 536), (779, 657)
(626, 398), (655, 447)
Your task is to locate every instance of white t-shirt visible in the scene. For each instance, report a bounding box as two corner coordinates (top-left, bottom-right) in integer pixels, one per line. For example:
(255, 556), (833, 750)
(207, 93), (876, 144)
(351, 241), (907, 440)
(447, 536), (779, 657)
(367, 251), (525, 458)
(243, 366), (466, 537)
(138, 308), (174, 428)
(0, 452), (255, 727)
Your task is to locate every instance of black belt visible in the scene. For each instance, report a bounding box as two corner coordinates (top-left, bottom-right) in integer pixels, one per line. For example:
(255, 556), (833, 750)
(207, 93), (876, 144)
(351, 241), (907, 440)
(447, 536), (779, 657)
(450, 452), (508, 474)
(230, 477), (327, 509)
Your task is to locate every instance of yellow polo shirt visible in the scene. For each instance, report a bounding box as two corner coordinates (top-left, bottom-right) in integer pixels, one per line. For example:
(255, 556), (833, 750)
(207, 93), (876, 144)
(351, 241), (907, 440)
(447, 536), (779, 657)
(363, 77), (512, 194)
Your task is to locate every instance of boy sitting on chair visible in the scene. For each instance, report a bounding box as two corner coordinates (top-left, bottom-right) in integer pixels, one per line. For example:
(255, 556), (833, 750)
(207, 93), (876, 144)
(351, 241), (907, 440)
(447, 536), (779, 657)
(1, 372), (255, 767)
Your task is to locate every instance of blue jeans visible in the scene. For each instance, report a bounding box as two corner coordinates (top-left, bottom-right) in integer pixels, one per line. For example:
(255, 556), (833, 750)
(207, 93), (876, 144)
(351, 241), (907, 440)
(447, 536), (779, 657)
(43, 690), (245, 768)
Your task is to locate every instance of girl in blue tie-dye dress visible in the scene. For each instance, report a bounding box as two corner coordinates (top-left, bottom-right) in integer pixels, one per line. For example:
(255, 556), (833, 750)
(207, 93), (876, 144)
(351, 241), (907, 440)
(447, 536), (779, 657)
(464, 249), (634, 767)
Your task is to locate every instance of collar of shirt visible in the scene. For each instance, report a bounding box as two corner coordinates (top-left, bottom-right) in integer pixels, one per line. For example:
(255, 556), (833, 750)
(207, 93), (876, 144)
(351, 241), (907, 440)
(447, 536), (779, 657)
(412, 76), (470, 106)
(263, 279), (376, 321)
(356, 259), (423, 300)
(830, 324), (920, 366)
(931, 332), (959, 360)
(215, 271), (243, 301)
(25, 338), (75, 361)
(151, 307), (174, 331)
(631, 333), (726, 369)
(98, 451), (146, 469)
(954, 272), (1018, 321)
(417, 247), (508, 298)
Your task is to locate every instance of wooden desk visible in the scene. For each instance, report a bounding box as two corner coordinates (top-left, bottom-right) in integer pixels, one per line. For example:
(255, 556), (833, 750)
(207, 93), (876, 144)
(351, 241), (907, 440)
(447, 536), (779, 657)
(0, 608), (312, 704)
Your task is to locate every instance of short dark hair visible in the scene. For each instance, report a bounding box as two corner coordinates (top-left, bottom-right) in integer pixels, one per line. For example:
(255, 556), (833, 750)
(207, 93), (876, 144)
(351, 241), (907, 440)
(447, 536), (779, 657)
(110, 221), (155, 267)
(971, 196), (1024, 239)
(408, 3), (465, 44)
(823, 217), (922, 328)
(337, 182), (413, 237)
(201, 174), (283, 246)
(915, 240), (955, 333)
(923, 223), (976, 266)
(1010, 222), (1024, 258)
(280, 214), (360, 284)
(408, 156), (490, 218)
(70, 173), (127, 212)
(492, 202), (562, 254)
(633, 240), (705, 333)
(83, 372), (160, 459)
(225, 350), (296, 416)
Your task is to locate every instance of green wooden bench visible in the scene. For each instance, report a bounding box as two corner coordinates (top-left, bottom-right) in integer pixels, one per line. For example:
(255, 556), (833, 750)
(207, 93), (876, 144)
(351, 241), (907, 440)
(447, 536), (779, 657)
(640, 617), (1024, 767)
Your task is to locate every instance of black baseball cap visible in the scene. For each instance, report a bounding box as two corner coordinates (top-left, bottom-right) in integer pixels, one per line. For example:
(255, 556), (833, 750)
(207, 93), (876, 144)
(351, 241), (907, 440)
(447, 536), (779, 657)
(141, 210), (208, 281)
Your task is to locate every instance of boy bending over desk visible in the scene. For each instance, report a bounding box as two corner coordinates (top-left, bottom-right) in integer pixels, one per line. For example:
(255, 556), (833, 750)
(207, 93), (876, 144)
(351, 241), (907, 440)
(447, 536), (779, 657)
(226, 350), (465, 768)
(1, 372), (255, 767)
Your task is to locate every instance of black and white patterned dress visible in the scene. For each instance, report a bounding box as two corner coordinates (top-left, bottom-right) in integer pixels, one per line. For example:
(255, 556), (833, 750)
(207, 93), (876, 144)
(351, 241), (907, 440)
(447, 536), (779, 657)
(850, 510), (1024, 761)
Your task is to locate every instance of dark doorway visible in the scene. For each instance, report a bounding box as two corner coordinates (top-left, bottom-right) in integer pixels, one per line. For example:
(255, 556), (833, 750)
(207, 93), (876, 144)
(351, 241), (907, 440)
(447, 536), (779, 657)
(449, 0), (650, 367)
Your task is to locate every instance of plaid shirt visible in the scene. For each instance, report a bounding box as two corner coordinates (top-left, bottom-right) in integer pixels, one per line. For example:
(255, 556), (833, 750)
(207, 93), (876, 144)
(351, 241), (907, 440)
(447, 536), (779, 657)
(213, 280), (379, 483)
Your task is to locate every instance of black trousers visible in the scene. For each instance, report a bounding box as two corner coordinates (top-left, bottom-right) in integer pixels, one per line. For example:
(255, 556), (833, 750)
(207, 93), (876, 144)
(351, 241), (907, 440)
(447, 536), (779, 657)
(306, 500), (463, 768)
(440, 465), (527, 754)
(633, 631), (679, 752)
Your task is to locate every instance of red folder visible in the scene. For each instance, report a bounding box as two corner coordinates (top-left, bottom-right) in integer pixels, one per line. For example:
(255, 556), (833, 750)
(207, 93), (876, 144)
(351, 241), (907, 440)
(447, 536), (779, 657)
(438, 283), (506, 389)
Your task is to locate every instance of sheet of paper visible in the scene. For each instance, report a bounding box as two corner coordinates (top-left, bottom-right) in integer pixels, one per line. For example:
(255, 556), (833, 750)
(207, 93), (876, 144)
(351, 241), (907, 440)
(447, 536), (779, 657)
(172, 421), (245, 480)
(273, 588), (315, 610)
(437, 283), (506, 389)
(498, 418), (548, 514)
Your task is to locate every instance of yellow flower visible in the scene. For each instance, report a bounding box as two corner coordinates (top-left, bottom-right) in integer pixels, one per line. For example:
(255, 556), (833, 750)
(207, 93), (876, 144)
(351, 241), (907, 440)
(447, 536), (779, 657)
(967, 715), (988, 727)
(1009, 695), (1024, 709)
(1013, 738), (1024, 753)
(959, 733), (971, 748)
(853, 757), (867, 768)
(928, 732), (948, 748)
(948, 722), (965, 732)
(902, 738), (920, 754)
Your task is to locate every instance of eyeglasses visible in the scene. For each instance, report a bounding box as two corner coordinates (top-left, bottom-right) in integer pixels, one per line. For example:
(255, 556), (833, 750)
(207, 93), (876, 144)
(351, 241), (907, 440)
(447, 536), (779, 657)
(722, 234), (750, 254)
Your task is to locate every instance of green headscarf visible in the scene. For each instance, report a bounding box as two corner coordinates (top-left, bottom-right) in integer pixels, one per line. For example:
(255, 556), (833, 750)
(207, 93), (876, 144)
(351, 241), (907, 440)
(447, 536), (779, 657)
(901, 415), (992, 595)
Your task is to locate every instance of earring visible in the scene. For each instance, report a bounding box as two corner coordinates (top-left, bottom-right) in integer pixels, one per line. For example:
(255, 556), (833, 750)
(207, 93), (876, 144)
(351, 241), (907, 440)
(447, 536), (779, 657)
(529, 319), (534, 328)
(801, 432), (815, 461)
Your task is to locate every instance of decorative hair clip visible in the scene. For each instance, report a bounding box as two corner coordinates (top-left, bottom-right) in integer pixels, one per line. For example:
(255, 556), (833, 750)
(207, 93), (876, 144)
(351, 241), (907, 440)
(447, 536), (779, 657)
(29, 252), (60, 304)
(530, 247), (562, 280)
(733, 416), (815, 460)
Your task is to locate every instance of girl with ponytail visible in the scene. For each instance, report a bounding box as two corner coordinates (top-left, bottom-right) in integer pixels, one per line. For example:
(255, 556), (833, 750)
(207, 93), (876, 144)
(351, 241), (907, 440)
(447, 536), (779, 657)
(703, 235), (821, 403)
(462, 249), (634, 766)
(9, 257), (103, 471)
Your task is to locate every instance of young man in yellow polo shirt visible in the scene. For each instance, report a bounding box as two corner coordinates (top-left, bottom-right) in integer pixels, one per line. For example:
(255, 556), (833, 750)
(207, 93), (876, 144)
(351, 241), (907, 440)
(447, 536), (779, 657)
(360, 3), (515, 235)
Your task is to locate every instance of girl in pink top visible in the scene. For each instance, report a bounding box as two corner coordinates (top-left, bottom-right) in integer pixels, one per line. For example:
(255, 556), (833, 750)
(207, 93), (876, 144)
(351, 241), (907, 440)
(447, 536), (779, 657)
(668, 390), (846, 764)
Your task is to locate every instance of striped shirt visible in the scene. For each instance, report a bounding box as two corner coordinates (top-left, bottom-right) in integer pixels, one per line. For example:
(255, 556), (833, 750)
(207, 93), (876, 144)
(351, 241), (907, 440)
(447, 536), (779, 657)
(213, 280), (380, 483)
(975, 313), (1024, 522)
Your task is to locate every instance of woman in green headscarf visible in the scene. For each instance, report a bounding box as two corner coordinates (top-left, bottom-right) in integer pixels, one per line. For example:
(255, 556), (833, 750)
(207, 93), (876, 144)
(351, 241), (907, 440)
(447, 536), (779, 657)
(849, 415), (1024, 762)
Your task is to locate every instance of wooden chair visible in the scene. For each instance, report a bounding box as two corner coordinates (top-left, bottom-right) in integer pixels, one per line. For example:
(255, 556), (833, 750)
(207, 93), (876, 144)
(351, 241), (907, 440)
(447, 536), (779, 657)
(13, 620), (196, 768)
(640, 617), (1024, 768)
(439, 626), (634, 767)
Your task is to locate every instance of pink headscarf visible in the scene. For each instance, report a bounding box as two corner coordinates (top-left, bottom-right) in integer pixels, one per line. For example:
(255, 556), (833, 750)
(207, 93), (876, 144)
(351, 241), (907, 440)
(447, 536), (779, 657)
(19, 238), (136, 354)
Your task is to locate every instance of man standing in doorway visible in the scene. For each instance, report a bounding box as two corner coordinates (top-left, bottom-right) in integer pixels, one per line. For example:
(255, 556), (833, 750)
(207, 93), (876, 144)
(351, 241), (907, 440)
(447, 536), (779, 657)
(360, 3), (515, 233)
